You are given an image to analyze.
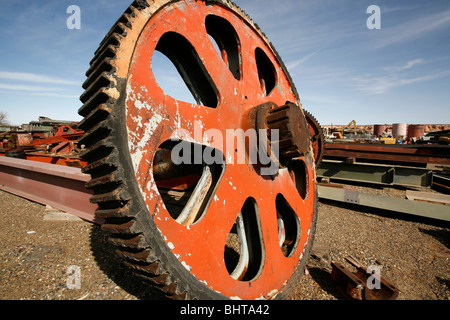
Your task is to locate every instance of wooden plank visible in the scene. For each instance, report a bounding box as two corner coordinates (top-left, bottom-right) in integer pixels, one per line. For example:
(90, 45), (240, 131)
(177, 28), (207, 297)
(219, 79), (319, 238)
(406, 190), (450, 205)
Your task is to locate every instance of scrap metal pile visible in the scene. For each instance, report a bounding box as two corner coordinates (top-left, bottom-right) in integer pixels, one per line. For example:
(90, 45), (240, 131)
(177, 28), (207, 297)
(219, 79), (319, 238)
(0, 118), (86, 168)
(316, 119), (450, 224)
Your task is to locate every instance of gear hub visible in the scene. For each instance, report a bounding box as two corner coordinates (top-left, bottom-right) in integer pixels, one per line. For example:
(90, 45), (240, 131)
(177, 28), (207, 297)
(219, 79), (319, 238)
(253, 101), (310, 166)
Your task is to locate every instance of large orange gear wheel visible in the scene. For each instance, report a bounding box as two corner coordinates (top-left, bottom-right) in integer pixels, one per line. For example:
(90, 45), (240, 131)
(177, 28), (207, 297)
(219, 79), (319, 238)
(78, 0), (318, 300)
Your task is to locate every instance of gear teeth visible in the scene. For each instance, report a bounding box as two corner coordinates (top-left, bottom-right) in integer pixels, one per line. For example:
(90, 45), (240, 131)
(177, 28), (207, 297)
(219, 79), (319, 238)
(109, 233), (146, 249)
(85, 49), (118, 83)
(81, 156), (116, 176)
(94, 21), (129, 57)
(76, 0), (192, 300)
(80, 73), (117, 103)
(162, 283), (179, 295)
(266, 102), (310, 160)
(84, 58), (115, 90)
(78, 88), (115, 118)
(78, 105), (112, 132)
(123, 260), (161, 275)
(84, 172), (121, 190)
(78, 119), (113, 148)
(90, 191), (128, 205)
(95, 205), (131, 219)
(77, 0), (306, 301)
(171, 291), (188, 300)
(101, 218), (136, 234)
(116, 248), (154, 263)
(303, 109), (325, 166)
(150, 273), (171, 286)
(79, 141), (114, 161)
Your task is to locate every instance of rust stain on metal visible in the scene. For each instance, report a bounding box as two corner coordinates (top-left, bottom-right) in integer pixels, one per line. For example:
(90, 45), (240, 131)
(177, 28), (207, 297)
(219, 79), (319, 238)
(331, 260), (400, 300)
(73, 0), (321, 300)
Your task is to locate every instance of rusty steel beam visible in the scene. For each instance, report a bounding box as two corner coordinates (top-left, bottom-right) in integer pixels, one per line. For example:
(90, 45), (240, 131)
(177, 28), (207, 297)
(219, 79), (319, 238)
(331, 261), (399, 300)
(0, 156), (98, 223)
(324, 142), (450, 166)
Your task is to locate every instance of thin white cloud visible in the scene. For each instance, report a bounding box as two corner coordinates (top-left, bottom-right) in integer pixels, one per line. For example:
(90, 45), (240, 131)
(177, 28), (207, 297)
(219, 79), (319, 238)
(0, 83), (79, 99)
(380, 4), (423, 14)
(286, 50), (321, 70)
(0, 71), (78, 86)
(0, 83), (61, 92)
(352, 70), (450, 95)
(31, 92), (79, 99)
(350, 57), (450, 95)
(374, 9), (450, 48)
(383, 59), (424, 72)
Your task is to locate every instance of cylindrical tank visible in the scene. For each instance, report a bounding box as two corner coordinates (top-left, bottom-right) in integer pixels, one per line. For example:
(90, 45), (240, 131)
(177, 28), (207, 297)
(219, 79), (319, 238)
(373, 124), (388, 137)
(392, 123), (408, 139)
(407, 124), (425, 139)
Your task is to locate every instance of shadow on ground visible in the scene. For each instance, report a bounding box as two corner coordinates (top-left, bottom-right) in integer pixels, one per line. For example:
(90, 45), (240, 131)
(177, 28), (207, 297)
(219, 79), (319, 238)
(89, 222), (347, 301)
(307, 267), (345, 300)
(89, 224), (169, 300)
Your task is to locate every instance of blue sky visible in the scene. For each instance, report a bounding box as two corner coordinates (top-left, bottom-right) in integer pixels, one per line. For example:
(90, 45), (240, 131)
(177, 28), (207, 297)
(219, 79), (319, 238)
(0, 0), (449, 126)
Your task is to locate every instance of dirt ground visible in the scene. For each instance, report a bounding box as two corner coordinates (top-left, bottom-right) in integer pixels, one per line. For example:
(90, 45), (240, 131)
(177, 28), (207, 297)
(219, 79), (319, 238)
(0, 188), (449, 301)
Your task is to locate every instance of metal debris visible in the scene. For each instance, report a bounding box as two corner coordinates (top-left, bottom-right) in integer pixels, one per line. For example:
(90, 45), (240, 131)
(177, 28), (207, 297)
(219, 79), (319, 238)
(330, 257), (400, 300)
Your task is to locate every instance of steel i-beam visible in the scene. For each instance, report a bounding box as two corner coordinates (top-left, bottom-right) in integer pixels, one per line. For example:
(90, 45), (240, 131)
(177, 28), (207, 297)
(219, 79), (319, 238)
(0, 156), (98, 223)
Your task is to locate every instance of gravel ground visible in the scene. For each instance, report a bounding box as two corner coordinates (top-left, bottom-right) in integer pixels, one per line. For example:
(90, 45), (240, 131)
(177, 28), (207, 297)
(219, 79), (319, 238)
(0, 188), (449, 301)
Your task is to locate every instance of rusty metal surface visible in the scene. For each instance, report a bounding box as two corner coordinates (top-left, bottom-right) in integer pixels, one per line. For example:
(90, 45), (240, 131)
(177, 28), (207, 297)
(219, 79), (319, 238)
(1, 125), (85, 167)
(0, 156), (98, 223)
(76, 0), (318, 300)
(0, 153), (87, 168)
(123, 1), (317, 299)
(331, 260), (399, 300)
(265, 102), (310, 160)
(324, 142), (450, 165)
(15, 133), (34, 147)
(304, 110), (324, 166)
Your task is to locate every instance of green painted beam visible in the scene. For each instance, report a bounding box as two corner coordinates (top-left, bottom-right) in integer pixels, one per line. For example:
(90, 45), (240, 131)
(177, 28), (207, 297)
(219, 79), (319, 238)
(318, 184), (450, 222)
(317, 160), (433, 188)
